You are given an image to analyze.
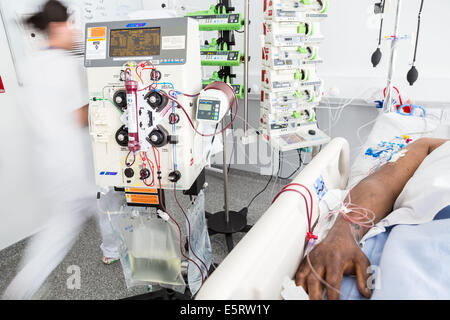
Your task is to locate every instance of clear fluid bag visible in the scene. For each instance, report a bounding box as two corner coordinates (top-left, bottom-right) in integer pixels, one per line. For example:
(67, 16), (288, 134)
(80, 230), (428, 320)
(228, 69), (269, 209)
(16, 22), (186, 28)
(115, 213), (186, 293)
(98, 189), (185, 293)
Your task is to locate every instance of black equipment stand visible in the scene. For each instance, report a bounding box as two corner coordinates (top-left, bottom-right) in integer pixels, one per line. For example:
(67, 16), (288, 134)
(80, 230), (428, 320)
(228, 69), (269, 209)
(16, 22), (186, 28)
(205, 0), (252, 253)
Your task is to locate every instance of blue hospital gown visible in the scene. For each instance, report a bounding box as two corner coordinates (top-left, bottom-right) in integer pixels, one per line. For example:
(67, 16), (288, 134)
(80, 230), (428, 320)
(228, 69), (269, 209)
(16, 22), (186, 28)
(340, 205), (450, 300)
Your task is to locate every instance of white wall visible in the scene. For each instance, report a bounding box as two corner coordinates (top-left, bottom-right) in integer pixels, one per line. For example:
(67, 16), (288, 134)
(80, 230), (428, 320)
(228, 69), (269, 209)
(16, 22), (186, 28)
(319, 0), (450, 104)
(0, 13), (46, 251)
(143, 0), (450, 104)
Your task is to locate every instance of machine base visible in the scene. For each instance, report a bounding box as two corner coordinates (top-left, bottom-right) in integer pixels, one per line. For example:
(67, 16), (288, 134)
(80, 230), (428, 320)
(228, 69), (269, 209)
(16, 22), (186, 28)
(206, 208), (252, 252)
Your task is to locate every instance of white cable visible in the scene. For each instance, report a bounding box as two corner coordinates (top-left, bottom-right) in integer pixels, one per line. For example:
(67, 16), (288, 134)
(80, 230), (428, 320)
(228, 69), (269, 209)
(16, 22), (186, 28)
(357, 117), (380, 145)
(319, 87), (380, 133)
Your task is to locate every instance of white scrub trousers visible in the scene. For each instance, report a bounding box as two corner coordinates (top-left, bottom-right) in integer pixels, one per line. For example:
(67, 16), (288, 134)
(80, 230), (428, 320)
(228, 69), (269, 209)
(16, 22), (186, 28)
(2, 191), (120, 300)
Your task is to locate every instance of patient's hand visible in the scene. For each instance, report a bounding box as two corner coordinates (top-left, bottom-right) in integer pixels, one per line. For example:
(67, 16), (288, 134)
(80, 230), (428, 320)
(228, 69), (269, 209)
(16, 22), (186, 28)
(295, 219), (372, 300)
(295, 138), (449, 300)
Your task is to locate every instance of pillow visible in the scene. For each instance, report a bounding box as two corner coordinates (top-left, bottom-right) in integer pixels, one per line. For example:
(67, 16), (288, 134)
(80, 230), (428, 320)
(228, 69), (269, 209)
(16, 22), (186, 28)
(348, 112), (441, 189)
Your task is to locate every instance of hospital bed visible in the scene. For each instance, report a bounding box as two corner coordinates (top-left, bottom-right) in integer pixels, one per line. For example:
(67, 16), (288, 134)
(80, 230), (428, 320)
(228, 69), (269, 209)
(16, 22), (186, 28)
(196, 110), (450, 300)
(196, 137), (350, 300)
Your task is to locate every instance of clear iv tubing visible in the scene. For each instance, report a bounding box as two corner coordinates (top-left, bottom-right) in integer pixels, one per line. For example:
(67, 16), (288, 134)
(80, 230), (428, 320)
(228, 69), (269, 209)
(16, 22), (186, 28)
(325, 192), (376, 234)
(273, 183), (376, 297)
(112, 65), (208, 284)
(151, 147), (207, 284)
(124, 66), (227, 137)
(170, 129), (209, 278)
(173, 186), (210, 279)
(139, 152), (155, 187)
(125, 150), (136, 167)
(271, 184), (340, 295)
(158, 87), (238, 138)
(97, 195), (126, 216)
(312, 191), (376, 296)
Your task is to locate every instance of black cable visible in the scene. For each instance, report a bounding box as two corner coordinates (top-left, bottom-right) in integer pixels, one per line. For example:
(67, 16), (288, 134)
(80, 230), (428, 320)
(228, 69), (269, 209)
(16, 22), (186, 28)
(205, 123), (220, 161)
(377, 17), (384, 46)
(407, 0), (425, 86)
(277, 150), (284, 179)
(412, 0), (425, 64)
(246, 151), (282, 209)
(377, 1), (386, 46)
(278, 149), (303, 180)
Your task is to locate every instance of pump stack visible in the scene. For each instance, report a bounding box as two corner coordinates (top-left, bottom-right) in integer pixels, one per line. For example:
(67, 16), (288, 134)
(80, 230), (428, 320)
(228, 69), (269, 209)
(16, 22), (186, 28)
(260, 0), (331, 152)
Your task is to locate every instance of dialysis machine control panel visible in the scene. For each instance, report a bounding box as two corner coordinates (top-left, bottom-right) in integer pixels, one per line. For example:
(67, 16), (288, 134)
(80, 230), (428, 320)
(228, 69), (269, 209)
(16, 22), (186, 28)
(85, 18), (206, 196)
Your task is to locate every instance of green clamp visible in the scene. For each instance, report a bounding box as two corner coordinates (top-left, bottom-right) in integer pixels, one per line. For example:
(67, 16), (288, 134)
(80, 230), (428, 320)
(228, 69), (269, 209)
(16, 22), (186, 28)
(321, 0), (329, 13)
(292, 111), (302, 119)
(294, 90), (304, 98)
(294, 69), (309, 81)
(298, 23), (307, 35)
(211, 71), (221, 81)
(297, 47), (308, 54)
(310, 47), (318, 60)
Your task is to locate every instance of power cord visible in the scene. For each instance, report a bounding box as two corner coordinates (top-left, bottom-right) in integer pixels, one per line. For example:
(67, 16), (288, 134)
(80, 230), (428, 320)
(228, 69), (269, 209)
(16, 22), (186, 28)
(246, 151), (282, 209)
(278, 149), (303, 180)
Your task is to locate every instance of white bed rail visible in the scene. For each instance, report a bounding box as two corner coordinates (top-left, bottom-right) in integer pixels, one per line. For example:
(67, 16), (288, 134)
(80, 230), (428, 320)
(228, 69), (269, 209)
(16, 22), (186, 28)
(196, 138), (350, 300)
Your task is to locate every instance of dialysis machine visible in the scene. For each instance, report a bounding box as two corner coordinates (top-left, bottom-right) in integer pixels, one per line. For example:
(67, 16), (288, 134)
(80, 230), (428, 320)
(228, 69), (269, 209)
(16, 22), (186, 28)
(85, 17), (210, 206)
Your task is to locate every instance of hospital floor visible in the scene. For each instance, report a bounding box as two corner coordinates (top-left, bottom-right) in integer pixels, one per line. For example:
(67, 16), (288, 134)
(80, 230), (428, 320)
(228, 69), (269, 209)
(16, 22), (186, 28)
(0, 169), (289, 300)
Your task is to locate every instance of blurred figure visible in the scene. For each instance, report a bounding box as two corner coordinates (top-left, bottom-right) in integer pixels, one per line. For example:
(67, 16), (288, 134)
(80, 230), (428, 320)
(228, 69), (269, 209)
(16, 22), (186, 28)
(3, 0), (120, 299)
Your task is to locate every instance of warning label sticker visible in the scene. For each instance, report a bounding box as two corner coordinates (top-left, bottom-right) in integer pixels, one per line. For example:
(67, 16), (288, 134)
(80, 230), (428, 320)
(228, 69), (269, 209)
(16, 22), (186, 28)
(88, 27), (106, 38)
(86, 27), (107, 60)
(125, 188), (158, 194)
(126, 194), (159, 205)
(162, 36), (186, 50)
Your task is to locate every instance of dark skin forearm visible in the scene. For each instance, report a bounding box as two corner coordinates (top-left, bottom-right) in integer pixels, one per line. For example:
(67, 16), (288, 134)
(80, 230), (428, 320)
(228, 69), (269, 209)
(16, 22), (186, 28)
(339, 137), (447, 239)
(296, 138), (448, 300)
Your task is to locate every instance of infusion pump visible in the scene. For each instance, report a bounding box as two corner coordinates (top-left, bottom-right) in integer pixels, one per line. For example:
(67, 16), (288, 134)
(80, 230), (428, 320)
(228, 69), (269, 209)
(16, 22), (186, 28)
(85, 17), (207, 195)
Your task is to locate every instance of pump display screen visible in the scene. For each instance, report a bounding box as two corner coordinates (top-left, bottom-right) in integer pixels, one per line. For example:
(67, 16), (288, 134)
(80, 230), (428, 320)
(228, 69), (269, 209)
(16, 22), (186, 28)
(197, 99), (220, 121)
(110, 28), (161, 57)
(199, 101), (214, 111)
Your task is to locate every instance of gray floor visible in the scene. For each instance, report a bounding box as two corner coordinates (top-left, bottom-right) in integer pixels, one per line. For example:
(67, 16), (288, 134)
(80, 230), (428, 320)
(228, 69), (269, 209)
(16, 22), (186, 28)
(0, 169), (293, 300)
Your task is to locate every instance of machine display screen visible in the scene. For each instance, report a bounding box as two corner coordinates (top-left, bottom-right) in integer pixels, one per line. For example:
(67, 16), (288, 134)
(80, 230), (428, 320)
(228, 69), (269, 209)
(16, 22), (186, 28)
(199, 100), (214, 111)
(110, 28), (161, 57)
(197, 99), (220, 121)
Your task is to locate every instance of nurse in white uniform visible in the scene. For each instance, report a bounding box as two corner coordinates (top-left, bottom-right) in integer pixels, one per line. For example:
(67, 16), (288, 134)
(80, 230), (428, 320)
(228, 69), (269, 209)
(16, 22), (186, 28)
(3, 0), (120, 299)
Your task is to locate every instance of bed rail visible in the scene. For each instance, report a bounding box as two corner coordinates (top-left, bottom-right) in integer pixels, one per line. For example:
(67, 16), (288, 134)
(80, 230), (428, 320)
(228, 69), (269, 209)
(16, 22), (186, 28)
(196, 138), (350, 300)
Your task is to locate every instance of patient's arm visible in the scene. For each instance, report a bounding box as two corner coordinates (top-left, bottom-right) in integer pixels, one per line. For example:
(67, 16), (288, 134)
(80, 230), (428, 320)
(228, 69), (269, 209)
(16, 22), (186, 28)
(295, 138), (448, 300)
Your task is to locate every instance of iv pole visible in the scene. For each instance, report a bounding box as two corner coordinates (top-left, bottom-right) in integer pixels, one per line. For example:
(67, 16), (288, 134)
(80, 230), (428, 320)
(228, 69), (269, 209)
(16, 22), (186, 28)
(383, 0), (403, 113)
(243, 0), (250, 137)
(206, 0), (252, 253)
